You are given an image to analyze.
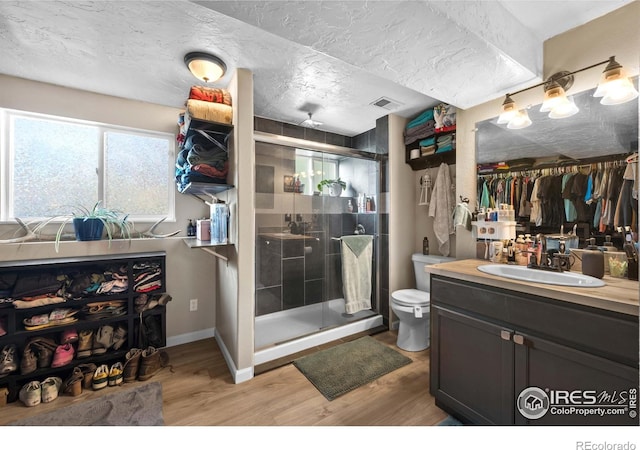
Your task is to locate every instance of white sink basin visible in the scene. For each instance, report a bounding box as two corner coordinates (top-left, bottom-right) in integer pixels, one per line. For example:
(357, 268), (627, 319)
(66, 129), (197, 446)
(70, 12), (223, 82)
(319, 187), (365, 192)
(477, 264), (606, 287)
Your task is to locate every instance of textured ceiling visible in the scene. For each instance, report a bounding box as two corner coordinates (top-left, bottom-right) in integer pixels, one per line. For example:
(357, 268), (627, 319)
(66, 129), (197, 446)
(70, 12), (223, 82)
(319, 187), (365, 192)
(0, 0), (634, 136)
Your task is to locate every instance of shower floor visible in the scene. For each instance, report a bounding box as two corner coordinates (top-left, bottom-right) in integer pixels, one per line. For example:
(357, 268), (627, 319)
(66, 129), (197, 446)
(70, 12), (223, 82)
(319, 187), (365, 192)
(254, 298), (377, 350)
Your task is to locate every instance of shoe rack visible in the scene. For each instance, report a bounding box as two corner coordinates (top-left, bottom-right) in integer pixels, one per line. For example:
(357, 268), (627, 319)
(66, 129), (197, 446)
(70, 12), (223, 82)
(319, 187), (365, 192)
(0, 252), (167, 404)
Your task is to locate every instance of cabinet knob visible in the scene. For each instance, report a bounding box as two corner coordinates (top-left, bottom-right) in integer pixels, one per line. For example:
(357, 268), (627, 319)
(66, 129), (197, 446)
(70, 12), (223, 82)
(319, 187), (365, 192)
(513, 334), (525, 345)
(500, 330), (512, 341)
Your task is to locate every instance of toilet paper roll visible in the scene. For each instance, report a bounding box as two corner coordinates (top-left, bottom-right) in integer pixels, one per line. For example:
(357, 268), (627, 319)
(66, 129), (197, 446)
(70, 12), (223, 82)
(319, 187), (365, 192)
(410, 149), (420, 159)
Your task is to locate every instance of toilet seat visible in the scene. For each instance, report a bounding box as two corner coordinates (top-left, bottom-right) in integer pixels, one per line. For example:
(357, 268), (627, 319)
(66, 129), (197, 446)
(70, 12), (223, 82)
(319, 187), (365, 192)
(391, 289), (430, 307)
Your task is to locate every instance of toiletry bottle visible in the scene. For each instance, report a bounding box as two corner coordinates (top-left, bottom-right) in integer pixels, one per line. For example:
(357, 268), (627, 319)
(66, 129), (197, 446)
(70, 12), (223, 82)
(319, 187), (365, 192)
(515, 235), (527, 265)
(423, 237), (429, 255)
(347, 200), (353, 213)
(507, 240), (516, 263)
(187, 219), (196, 237)
(582, 238), (604, 279)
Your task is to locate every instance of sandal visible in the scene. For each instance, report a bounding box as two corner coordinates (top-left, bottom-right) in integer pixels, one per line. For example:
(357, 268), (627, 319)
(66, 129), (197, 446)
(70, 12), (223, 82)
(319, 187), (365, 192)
(92, 364), (109, 390)
(23, 309), (79, 330)
(108, 362), (124, 386)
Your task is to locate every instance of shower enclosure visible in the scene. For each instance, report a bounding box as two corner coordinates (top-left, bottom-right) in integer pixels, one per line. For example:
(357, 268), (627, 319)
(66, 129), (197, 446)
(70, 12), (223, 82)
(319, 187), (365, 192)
(254, 137), (382, 364)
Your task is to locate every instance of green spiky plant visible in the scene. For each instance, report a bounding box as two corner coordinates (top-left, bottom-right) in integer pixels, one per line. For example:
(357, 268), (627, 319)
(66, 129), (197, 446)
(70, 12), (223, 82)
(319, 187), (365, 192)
(34, 201), (132, 252)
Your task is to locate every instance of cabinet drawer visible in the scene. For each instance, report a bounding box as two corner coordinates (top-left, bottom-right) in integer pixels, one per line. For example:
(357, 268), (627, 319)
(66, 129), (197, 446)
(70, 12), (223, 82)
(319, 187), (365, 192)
(431, 275), (639, 367)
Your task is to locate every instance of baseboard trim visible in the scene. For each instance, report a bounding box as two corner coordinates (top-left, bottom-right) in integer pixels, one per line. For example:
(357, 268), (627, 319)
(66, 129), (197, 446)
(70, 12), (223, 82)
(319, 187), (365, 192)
(165, 327), (216, 348)
(214, 329), (254, 384)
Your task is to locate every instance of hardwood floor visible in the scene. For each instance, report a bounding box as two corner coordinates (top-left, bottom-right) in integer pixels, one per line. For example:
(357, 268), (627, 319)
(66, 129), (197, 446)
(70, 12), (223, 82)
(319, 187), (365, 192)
(0, 330), (449, 426)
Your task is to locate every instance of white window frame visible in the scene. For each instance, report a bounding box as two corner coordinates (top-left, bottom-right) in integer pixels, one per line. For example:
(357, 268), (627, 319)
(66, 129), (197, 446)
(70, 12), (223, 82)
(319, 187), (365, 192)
(0, 108), (175, 224)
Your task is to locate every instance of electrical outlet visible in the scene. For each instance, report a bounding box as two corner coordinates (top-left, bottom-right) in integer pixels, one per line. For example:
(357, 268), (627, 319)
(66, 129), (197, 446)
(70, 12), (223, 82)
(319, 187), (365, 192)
(189, 298), (198, 312)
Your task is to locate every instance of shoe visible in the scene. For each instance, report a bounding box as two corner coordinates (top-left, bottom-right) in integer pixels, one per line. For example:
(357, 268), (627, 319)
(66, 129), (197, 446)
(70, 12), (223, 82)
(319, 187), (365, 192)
(61, 328), (78, 344)
(19, 344), (37, 375)
(92, 325), (114, 355)
(62, 367), (84, 397)
(108, 362), (124, 386)
(111, 324), (127, 351)
(76, 363), (97, 389)
(77, 329), (93, 358)
(19, 381), (41, 407)
(30, 337), (57, 368)
(92, 364), (109, 390)
(51, 343), (74, 368)
(123, 348), (142, 382)
(41, 376), (62, 403)
(156, 293), (172, 306)
(138, 346), (166, 381)
(0, 344), (18, 376)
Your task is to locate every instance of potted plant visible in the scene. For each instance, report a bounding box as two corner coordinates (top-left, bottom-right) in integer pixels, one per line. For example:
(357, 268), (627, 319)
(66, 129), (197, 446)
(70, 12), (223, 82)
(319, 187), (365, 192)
(35, 201), (132, 252)
(317, 178), (346, 197)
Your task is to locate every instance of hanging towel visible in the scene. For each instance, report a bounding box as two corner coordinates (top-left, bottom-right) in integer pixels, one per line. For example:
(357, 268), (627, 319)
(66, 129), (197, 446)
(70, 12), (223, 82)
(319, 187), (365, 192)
(428, 163), (455, 256)
(340, 235), (373, 314)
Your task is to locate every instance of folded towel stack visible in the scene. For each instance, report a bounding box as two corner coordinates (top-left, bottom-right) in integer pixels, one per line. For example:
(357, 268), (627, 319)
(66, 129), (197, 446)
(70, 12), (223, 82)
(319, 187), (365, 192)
(175, 86), (233, 191)
(404, 108), (436, 146)
(435, 133), (456, 154)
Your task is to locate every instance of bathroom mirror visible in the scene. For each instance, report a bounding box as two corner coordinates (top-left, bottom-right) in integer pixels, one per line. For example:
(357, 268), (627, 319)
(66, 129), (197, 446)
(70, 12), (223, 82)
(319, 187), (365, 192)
(475, 77), (639, 166)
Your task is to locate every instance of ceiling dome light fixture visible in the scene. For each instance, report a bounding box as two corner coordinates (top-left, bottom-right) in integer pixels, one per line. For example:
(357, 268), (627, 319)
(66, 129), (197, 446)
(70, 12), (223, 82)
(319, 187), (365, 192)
(184, 52), (227, 83)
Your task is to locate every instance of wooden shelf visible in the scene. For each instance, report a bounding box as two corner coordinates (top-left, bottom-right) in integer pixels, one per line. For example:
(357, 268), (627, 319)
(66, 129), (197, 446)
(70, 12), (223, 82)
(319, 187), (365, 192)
(406, 150), (456, 170)
(183, 238), (231, 261)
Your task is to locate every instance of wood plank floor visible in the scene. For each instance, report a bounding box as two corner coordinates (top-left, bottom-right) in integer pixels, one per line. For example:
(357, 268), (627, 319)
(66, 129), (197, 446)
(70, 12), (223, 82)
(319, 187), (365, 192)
(0, 330), (449, 426)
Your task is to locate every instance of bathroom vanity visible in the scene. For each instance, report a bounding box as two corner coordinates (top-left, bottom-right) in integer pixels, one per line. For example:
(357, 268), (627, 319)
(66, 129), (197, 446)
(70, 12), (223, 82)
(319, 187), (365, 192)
(426, 259), (639, 426)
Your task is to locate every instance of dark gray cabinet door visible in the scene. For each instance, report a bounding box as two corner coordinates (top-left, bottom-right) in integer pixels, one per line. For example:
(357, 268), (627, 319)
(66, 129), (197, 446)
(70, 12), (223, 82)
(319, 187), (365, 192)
(514, 332), (639, 426)
(430, 305), (515, 425)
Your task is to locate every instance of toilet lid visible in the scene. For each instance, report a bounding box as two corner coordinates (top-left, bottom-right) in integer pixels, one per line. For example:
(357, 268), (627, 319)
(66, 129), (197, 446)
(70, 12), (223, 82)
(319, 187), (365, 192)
(392, 289), (430, 307)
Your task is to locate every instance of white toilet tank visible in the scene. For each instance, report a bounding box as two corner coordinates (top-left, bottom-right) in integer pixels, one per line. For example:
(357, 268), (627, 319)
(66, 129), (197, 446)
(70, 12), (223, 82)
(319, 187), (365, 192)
(412, 253), (455, 292)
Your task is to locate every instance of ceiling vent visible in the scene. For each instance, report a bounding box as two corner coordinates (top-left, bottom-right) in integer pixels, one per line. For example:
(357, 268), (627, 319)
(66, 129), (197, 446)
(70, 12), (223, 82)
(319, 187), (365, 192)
(370, 96), (403, 110)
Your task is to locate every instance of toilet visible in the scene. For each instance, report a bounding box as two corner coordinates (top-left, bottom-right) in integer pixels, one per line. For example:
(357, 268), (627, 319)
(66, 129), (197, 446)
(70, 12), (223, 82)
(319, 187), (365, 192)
(391, 253), (455, 351)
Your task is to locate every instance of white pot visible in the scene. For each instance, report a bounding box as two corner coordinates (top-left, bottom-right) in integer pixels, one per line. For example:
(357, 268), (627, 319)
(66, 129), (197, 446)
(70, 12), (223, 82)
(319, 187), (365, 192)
(329, 183), (343, 197)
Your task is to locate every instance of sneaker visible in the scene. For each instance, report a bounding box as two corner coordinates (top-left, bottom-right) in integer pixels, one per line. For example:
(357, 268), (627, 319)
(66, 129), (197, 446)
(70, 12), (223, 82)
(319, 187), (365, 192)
(19, 381), (41, 407)
(51, 343), (75, 368)
(0, 344), (18, 376)
(77, 329), (94, 358)
(92, 364), (109, 390)
(61, 328), (79, 344)
(108, 362), (124, 386)
(41, 376), (62, 403)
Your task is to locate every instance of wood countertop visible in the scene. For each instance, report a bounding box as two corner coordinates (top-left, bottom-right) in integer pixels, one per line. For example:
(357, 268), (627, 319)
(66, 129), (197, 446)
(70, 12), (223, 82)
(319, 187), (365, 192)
(426, 258), (639, 317)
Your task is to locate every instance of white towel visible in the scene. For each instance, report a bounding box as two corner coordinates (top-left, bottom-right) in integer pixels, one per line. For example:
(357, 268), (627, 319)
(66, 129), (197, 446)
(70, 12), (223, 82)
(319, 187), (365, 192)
(428, 163), (455, 256)
(340, 235), (373, 314)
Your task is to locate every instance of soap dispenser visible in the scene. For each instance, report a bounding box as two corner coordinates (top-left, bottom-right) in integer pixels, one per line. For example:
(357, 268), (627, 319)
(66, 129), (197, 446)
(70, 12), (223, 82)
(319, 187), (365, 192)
(582, 238), (604, 279)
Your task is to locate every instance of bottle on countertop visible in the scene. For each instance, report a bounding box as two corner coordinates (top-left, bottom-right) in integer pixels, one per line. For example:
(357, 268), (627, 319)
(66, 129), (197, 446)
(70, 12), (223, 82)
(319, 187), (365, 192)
(582, 238), (604, 279)
(187, 219), (196, 237)
(423, 237), (429, 255)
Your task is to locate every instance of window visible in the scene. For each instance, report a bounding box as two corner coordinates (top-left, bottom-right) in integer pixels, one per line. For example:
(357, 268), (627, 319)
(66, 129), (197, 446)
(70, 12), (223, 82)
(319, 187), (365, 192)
(294, 152), (338, 195)
(1, 109), (175, 222)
